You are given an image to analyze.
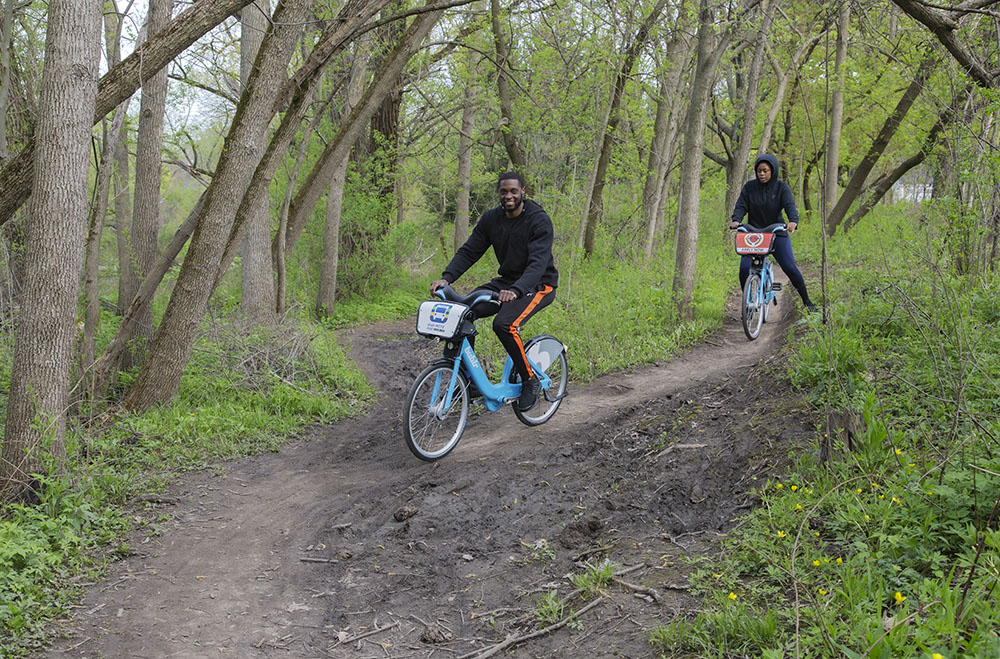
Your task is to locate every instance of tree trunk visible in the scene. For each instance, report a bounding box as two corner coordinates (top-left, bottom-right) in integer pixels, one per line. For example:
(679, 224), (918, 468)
(0, 0), (261, 227)
(317, 43), (369, 318)
(841, 97), (959, 232)
(454, 70), (476, 251)
(643, 18), (692, 259)
(280, 5), (445, 259)
(91, 193), (205, 398)
(239, 0), (275, 322)
(724, 1), (774, 220)
(123, 0), (310, 412)
(0, 0), (13, 161)
(826, 54), (936, 235)
(582, 0), (670, 257)
(1, 0), (99, 496)
(490, 0), (526, 171)
(822, 1), (849, 219)
(81, 104), (129, 377)
(126, 0), (173, 359)
(671, 0), (731, 319)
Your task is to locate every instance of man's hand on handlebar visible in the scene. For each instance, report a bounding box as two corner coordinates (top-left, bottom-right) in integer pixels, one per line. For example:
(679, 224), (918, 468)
(430, 279), (449, 295)
(497, 289), (517, 303)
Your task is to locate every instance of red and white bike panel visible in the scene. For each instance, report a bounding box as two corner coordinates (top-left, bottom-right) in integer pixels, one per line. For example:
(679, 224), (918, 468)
(734, 232), (775, 255)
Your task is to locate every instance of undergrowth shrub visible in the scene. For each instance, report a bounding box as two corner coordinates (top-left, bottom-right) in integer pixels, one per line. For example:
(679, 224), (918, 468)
(655, 205), (1000, 657)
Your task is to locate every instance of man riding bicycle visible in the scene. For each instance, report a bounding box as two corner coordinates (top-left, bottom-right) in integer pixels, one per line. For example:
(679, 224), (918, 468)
(430, 171), (558, 413)
(729, 154), (817, 312)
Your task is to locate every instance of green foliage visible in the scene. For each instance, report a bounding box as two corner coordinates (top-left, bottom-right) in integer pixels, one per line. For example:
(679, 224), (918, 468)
(674, 204), (1000, 657)
(569, 560), (618, 596)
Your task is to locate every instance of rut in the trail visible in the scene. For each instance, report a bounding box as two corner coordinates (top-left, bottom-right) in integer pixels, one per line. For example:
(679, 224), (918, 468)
(45, 285), (816, 659)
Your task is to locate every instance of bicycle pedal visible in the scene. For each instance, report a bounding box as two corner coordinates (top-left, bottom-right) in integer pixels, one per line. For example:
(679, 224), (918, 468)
(771, 283), (783, 291)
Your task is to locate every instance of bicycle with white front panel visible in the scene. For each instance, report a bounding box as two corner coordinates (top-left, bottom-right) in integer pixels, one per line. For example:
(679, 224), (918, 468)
(404, 284), (568, 461)
(733, 223), (787, 340)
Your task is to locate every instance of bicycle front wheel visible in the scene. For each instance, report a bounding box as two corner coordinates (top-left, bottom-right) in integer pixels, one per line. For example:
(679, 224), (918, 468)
(742, 273), (764, 340)
(404, 365), (469, 461)
(513, 337), (568, 427)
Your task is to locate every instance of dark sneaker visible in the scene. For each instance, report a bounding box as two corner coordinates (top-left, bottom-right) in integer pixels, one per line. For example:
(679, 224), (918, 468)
(805, 302), (819, 313)
(516, 377), (540, 412)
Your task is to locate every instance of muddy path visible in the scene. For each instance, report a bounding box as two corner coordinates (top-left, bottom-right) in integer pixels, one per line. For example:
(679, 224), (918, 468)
(45, 287), (816, 659)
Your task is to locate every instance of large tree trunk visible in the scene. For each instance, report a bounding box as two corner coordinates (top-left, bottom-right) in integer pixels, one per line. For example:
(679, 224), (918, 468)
(280, 6), (445, 258)
(826, 54), (936, 234)
(317, 43), (369, 318)
(671, 0), (731, 319)
(0, 0), (261, 227)
(239, 0), (275, 322)
(582, 0), (669, 257)
(822, 1), (849, 219)
(454, 67), (476, 250)
(1, 0), (99, 496)
(123, 0), (310, 412)
(489, 0), (526, 171)
(723, 1), (774, 219)
(125, 0), (173, 361)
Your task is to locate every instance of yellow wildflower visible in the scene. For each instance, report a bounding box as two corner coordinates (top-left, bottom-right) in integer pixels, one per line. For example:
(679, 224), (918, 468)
(894, 591), (906, 604)
(818, 589), (827, 595)
(813, 560), (820, 566)
(777, 530), (786, 538)
(836, 557), (843, 564)
(776, 483), (784, 489)
(894, 448), (902, 455)
(728, 592), (737, 601)
(791, 485), (798, 491)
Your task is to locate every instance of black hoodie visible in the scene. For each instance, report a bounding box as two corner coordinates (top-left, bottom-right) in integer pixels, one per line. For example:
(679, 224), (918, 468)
(442, 198), (559, 297)
(730, 154), (799, 229)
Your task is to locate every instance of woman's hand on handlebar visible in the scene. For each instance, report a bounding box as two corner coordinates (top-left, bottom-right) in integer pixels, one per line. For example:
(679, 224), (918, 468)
(787, 221), (798, 233)
(497, 289), (517, 303)
(430, 279), (450, 295)
(729, 221), (740, 230)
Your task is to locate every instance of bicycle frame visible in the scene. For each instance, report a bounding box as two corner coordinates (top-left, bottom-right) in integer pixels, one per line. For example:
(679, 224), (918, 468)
(745, 255), (775, 310)
(432, 292), (554, 413)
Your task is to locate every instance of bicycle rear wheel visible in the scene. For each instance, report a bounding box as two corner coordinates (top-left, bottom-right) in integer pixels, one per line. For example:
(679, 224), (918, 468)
(404, 364), (469, 461)
(513, 336), (568, 427)
(742, 273), (764, 340)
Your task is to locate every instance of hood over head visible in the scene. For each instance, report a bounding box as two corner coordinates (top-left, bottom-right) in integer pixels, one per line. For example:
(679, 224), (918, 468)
(754, 153), (780, 182)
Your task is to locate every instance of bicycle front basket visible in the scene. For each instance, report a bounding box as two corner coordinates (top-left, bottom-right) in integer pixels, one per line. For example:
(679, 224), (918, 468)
(416, 300), (470, 339)
(734, 232), (775, 255)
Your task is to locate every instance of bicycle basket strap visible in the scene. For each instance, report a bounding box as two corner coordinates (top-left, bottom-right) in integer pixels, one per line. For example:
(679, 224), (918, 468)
(734, 232), (775, 255)
(416, 300), (470, 339)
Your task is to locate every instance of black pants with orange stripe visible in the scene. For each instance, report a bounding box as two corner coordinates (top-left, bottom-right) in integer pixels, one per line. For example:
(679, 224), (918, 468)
(472, 282), (556, 383)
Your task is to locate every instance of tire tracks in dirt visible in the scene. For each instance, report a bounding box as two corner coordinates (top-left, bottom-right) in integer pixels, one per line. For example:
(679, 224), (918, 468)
(45, 283), (815, 658)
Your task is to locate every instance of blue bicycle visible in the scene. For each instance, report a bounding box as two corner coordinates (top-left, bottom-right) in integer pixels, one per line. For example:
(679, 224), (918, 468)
(733, 223), (786, 340)
(404, 285), (568, 461)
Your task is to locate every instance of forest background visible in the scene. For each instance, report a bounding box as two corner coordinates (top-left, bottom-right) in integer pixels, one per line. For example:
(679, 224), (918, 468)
(0, 0), (998, 655)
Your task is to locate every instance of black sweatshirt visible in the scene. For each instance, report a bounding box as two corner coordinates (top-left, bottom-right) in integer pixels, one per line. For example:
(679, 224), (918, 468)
(730, 153), (800, 229)
(443, 198), (559, 297)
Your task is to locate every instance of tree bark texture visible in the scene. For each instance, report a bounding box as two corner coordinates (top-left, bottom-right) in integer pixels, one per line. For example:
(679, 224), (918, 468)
(723, 1), (774, 221)
(280, 6), (445, 259)
(1, 0), (100, 494)
(0, 0), (261, 227)
(123, 0), (310, 412)
(671, 0), (730, 319)
(239, 0), (275, 322)
(0, 0), (13, 161)
(126, 0), (173, 357)
(454, 71), (476, 251)
(490, 0), (526, 171)
(582, 0), (670, 257)
(822, 1), (849, 220)
(826, 54), (936, 235)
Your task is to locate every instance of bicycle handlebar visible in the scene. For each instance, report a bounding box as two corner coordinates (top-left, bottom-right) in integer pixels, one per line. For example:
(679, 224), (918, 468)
(435, 284), (500, 307)
(734, 222), (788, 235)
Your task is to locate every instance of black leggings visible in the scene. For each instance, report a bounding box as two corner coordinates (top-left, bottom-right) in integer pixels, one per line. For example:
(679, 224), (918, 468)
(472, 283), (556, 382)
(739, 234), (811, 304)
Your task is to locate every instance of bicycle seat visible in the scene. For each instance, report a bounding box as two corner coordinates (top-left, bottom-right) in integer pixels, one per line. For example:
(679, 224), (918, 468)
(435, 285), (501, 317)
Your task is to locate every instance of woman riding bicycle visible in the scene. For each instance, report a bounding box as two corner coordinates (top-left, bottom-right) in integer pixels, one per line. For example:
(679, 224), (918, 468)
(729, 154), (817, 312)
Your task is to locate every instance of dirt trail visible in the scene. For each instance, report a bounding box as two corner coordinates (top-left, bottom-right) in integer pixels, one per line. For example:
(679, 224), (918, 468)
(45, 286), (816, 659)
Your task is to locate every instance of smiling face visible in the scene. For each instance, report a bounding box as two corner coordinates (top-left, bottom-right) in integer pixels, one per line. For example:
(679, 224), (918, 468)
(498, 178), (525, 216)
(755, 161), (773, 184)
